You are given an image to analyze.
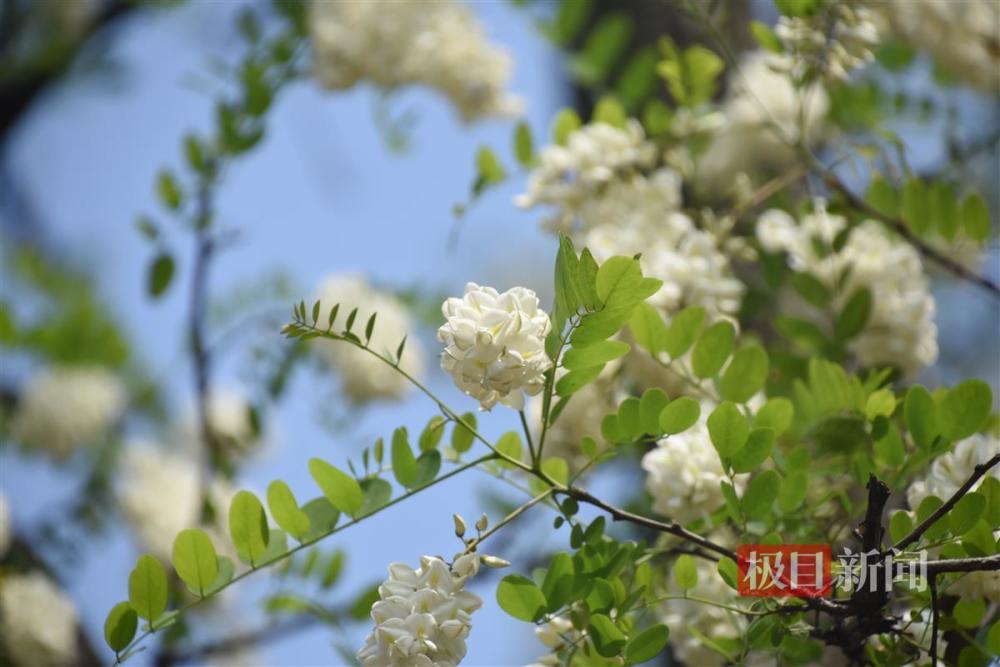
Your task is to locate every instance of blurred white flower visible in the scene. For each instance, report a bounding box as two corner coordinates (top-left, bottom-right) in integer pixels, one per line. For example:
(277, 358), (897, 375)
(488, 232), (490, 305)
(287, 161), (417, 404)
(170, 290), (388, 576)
(642, 403), (747, 526)
(117, 442), (235, 562)
(757, 204), (938, 376)
(908, 434), (1000, 509)
(879, 0), (1000, 92)
(358, 554), (485, 667)
(0, 491), (10, 558)
(656, 557), (746, 667)
(177, 389), (262, 460)
(516, 120), (658, 231)
(0, 572), (78, 667)
(309, 0), (520, 121)
(11, 365), (126, 461)
(773, 1), (881, 82)
(438, 283), (552, 410)
(314, 274), (424, 403)
(696, 51), (829, 198)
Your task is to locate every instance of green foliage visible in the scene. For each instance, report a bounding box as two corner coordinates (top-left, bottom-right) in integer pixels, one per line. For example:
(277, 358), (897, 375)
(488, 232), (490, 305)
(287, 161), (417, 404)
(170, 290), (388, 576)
(229, 491), (270, 567)
(496, 575), (547, 621)
(308, 459), (364, 518)
(451, 414), (477, 454)
(657, 37), (725, 107)
(171, 529), (219, 597)
(937, 380), (992, 441)
(742, 470), (782, 520)
(552, 108), (582, 145)
(128, 555), (168, 623)
(267, 480), (311, 542)
(624, 624), (669, 664)
(707, 402), (749, 458)
(104, 602), (138, 654)
(659, 396), (701, 435)
(719, 344), (770, 403)
(673, 554), (698, 589)
(691, 321), (735, 378)
(589, 613), (626, 657)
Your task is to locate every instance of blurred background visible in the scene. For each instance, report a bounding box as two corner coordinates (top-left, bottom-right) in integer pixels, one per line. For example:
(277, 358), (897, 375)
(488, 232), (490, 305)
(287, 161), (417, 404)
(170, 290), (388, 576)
(0, 1), (997, 665)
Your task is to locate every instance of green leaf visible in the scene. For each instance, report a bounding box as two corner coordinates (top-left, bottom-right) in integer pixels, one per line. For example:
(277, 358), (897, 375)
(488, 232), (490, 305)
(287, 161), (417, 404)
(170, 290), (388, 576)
(308, 458), (363, 518)
(931, 181), (958, 240)
(359, 477), (393, 516)
(418, 416), (446, 452)
(495, 431), (523, 469)
(228, 491), (270, 567)
(629, 302), (668, 355)
(953, 598), (986, 629)
(717, 557), (738, 590)
(949, 492), (986, 536)
(730, 429), (775, 474)
(889, 510), (913, 544)
(916, 496), (948, 540)
(938, 379), (992, 441)
(541, 552), (575, 612)
(707, 401), (749, 458)
(577, 13), (632, 84)
(904, 385), (938, 450)
(875, 38), (915, 71)
(556, 365), (603, 397)
(615, 46), (659, 110)
(754, 398), (794, 436)
(659, 397), (700, 434)
(980, 476), (1000, 526)
(749, 20), (783, 53)
(300, 497), (340, 542)
(664, 307), (706, 359)
(496, 575), (547, 621)
(541, 457), (569, 487)
(691, 321), (735, 378)
(867, 175), (898, 218)
(778, 470), (808, 512)
(874, 423), (905, 467)
(589, 613), (627, 657)
(390, 427), (419, 488)
(412, 450), (442, 487)
(562, 340), (629, 370)
(171, 529), (219, 597)
(104, 602), (138, 654)
(452, 413), (477, 454)
(790, 272), (831, 307)
(673, 554), (698, 589)
(595, 256), (643, 305)
(204, 555), (235, 596)
(513, 121), (534, 166)
(577, 248), (600, 310)
(267, 481), (310, 542)
(865, 388), (896, 421)
(593, 95), (628, 128)
(625, 624), (670, 664)
(987, 618), (1000, 656)
(835, 288), (872, 340)
(128, 555), (168, 623)
(475, 146), (506, 186)
(157, 169), (183, 210)
(617, 397), (643, 440)
(743, 470), (781, 520)
(555, 235), (582, 324)
(552, 0), (594, 44)
(148, 253), (175, 298)
(658, 39), (724, 107)
(639, 388), (670, 435)
(960, 192), (991, 242)
(719, 344), (769, 403)
(901, 177), (931, 235)
(552, 108), (582, 145)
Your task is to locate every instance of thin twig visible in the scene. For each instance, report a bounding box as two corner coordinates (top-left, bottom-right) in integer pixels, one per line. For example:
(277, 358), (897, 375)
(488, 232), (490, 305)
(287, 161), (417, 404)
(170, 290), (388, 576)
(928, 575), (939, 667)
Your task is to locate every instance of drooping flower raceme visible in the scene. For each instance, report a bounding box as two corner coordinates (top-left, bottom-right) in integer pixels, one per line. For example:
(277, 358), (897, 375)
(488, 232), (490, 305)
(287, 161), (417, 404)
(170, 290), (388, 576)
(642, 403), (748, 526)
(314, 274), (425, 403)
(177, 389), (262, 461)
(438, 283), (552, 410)
(309, 0), (520, 122)
(515, 120), (658, 232)
(773, 0), (882, 82)
(0, 572), (79, 667)
(11, 365), (126, 461)
(757, 203), (938, 377)
(357, 554), (484, 667)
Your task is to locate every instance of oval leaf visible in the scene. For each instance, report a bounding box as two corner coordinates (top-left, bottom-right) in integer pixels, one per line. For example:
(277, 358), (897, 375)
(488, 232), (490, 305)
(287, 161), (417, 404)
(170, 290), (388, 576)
(308, 458), (363, 518)
(104, 602), (138, 654)
(128, 554), (168, 623)
(229, 490), (270, 567)
(267, 480), (311, 542)
(496, 574), (547, 621)
(171, 528), (219, 597)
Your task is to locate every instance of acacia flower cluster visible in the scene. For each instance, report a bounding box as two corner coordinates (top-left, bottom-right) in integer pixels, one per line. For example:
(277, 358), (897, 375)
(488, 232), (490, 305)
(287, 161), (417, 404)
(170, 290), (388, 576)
(438, 283), (552, 410)
(177, 389), (262, 461)
(308, 0), (520, 122)
(10, 365), (126, 461)
(357, 554), (484, 667)
(773, 0), (881, 82)
(0, 572), (79, 667)
(757, 202), (938, 376)
(314, 274), (425, 403)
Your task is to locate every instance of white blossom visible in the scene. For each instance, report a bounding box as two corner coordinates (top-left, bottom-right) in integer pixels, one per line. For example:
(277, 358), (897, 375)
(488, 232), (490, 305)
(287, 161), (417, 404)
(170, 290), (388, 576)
(0, 491), (10, 558)
(516, 120), (658, 231)
(0, 572), (78, 667)
(117, 442), (235, 562)
(177, 389), (261, 460)
(642, 403), (747, 526)
(878, 0), (1000, 92)
(773, 1), (882, 82)
(309, 0), (520, 121)
(314, 274), (425, 403)
(357, 554), (485, 667)
(656, 557), (746, 667)
(438, 283), (552, 410)
(696, 51), (829, 198)
(11, 365), (126, 461)
(757, 204), (938, 376)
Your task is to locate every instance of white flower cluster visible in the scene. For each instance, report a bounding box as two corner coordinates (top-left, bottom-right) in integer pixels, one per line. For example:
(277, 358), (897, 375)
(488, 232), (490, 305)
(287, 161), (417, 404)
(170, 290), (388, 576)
(515, 120), (658, 232)
(879, 0), (1000, 92)
(0, 572), (78, 667)
(656, 557), (747, 667)
(314, 274), (425, 403)
(907, 434), (1000, 603)
(309, 0), (520, 122)
(117, 442), (235, 561)
(177, 389), (262, 460)
(526, 617), (577, 666)
(773, 1), (881, 82)
(11, 365), (126, 461)
(641, 403), (747, 526)
(757, 203), (938, 376)
(438, 283), (552, 410)
(358, 554), (484, 667)
(697, 51), (829, 198)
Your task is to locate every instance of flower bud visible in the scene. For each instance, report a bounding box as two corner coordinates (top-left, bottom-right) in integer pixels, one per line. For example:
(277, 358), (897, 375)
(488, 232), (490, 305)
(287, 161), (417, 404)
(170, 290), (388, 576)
(480, 555), (511, 569)
(475, 513), (488, 532)
(453, 513), (466, 538)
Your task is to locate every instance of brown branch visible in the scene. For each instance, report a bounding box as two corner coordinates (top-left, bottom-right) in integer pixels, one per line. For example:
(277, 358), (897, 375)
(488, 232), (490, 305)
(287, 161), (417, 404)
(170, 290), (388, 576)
(894, 453), (1000, 552)
(822, 172), (1000, 297)
(922, 554), (1000, 575)
(928, 575), (939, 667)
